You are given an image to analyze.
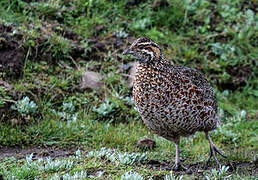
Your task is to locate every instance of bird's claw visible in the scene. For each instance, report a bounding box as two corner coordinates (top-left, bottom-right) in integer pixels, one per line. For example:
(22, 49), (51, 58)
(207, 144), (227, 166)
(172, 162), (188, 171)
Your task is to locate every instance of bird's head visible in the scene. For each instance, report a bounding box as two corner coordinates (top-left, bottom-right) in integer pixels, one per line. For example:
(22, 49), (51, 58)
(123, 37), (162, 63)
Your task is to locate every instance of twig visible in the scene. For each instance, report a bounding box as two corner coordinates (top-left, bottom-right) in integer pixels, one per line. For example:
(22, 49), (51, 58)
(2, 98), (16, 103)
(68, 56), (80, 70)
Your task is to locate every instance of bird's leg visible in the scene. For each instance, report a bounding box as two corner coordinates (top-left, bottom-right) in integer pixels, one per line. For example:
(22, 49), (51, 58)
(172, 138), (188, 171)
(205, 132), (227, 166)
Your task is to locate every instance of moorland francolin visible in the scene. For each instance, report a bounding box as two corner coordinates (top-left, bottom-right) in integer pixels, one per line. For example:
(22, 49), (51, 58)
(123, 37), (226, 170)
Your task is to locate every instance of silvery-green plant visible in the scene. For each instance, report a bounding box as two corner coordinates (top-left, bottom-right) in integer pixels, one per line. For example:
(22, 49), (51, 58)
(50, 170), (87, 180)
(124, 96), (135, 106)
(87, 147), (147, 166)
(131, 17), (151, 31)
(75, 149), (82, 160)
(11, 96), (38, 117)
(87, 147), (113, 158)
(118, 152), (147, 165)
(43, 157), (74, 173)
(240, 110), (247, 119)
(205, 166), (231, 180)
(114, 29), (129, 38)
(64, 171), (88, 179)
(121, 171), (144, 180)
(2, 154), (40, 179)
(62, 102), (75, 113)
(53, 102), (78, 125)
(164, 171), (183, 180)
(26, 153), (33, 164)
(93, 99), (118, 116)
(216, 166), (231, 178)
(164, 173), (175, 180)
(57, 111), (78, 123)
(211, 43), (236, 62)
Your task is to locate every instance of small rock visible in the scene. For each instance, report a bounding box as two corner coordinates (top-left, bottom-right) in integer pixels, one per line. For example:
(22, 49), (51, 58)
(127, 62), (139, 88)
(136, 138), (156, 149)
(79, 71), (104, 90)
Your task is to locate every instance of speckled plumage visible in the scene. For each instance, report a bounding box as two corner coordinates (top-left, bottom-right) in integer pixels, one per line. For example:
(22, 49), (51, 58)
(134, 62), (219, 141)
(123, 37), (226, 170)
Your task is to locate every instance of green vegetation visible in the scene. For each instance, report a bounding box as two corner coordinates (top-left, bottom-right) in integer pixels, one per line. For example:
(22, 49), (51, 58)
(0, 0), (257, 179)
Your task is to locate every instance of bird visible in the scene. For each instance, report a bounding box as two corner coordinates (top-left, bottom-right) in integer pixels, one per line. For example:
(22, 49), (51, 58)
(123, 37), (226, 171)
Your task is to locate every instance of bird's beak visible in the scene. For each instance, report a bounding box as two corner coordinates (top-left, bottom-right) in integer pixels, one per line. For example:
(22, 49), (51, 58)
(122, 48), (133, 55)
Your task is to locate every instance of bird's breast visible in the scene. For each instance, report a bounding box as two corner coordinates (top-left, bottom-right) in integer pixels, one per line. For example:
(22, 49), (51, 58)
(133, 65), (171, 111)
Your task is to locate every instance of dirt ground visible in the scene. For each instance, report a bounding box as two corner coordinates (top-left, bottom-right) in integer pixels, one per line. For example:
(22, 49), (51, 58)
(144, 158), (258, 178)
(0, 146), (76, 161)
(0, 24), (24, 77)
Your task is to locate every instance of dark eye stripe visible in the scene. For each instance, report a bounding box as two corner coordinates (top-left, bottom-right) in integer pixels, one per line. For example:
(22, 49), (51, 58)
(150, 43), (159, 49)
(145, 47), (153, 52)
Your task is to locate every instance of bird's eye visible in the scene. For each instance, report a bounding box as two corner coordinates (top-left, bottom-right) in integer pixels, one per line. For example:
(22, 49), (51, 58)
(138, 45), (144, 49)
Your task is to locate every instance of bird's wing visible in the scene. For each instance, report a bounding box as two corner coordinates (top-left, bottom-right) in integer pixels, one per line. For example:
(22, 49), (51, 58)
(176, 66), (218, 112)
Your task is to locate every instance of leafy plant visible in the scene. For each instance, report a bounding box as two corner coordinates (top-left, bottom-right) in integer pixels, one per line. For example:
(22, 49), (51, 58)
(11, 96), (38, 117)
(121, 171), (144, 180)
(164, 171), (183, 180)
(93, 95), (138, 123)
(87, 147), (148, 166)
(53, 102), (78, 125)
(50, 171), (88, 180)
(204, 166), (231, 179)
(94, 99), (118, 117)
(42, 157), (74, 173)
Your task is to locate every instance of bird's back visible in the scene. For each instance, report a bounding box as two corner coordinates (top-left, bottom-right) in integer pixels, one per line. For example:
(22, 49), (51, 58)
(133, 62), (219, 140)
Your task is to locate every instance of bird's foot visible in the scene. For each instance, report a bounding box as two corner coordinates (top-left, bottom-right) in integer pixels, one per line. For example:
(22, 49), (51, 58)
(172, 162), (188, 171)
(207, 144), (227, 167)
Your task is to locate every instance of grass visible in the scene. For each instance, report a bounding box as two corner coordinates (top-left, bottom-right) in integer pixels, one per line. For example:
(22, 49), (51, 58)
(0, 0), (257, 179)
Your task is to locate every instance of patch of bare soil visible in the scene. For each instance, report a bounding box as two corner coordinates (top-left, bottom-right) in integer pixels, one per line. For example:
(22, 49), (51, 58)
(0, 24), (24, 77)
(143, 159), (258, 178)
(0, 147), (78, 161)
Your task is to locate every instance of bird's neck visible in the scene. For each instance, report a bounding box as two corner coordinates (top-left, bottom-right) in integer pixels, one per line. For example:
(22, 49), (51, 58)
(142, 55), (171, 71)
